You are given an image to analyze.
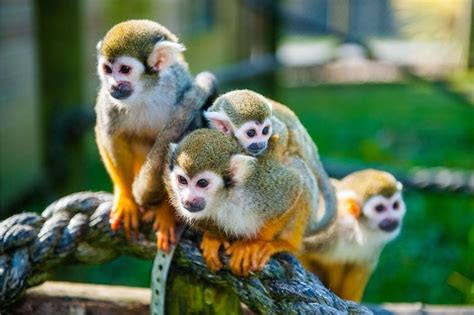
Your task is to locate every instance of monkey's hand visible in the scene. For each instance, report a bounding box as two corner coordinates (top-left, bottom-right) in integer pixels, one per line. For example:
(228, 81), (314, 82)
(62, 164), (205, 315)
(110, 193), (140, 237)
(142, 201), (177, 252)
(200, 233), (228, 272)
(224, 239), (296, 277)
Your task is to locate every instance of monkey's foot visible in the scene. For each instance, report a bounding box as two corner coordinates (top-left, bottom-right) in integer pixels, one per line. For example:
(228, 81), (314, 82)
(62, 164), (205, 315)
(149, 202), (177, 253)
(225, 239), (295, 276)
(200, 233), (228, 272)
(223, 240), (267, 276)
(110, 195), (140, 237)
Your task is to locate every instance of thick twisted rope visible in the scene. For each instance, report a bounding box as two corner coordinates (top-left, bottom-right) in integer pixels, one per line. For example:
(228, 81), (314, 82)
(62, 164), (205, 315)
(0, 192), (371, 314)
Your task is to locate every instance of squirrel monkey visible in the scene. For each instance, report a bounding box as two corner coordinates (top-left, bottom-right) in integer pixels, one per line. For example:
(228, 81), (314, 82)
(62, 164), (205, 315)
(298, 169), (406, 302)
(95, 19), (216, 249)
(204, 90), (273, 156)
(204, 90), (336, 236)
(165, 129), (318, 276)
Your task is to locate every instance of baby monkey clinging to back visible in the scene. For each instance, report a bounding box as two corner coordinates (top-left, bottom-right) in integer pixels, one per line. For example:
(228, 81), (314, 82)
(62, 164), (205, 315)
(205, 90), (336, 236)
(165, 90), (336, 276)
(205, 91), (273, 155)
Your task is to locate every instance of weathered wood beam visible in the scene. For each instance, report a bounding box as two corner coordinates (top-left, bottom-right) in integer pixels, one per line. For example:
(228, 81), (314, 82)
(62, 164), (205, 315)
(13, 282), (474, 315)
(12, 281), (149, 315)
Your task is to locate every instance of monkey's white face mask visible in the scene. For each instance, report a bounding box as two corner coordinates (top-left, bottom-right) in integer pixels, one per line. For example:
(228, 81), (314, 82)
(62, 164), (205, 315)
(96, 40), (186, 106)
(97, 55), (145, 102)
(234, 119), (273, 156)
(169, 166), (225, 221)
(205, 111), (273, 156)
(362, 190), (406, 241)
(168, 153), (263, 238)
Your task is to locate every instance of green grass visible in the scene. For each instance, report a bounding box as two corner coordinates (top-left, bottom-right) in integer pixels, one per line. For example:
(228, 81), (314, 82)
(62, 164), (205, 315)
(276, 83), (473, 169)
(48, 82), (473, 304)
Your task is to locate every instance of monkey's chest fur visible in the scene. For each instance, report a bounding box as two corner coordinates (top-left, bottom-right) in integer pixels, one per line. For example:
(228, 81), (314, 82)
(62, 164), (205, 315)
(106, 99), (173, 139)
(192, 191), (268, 240)
(309, 219), (385, 265)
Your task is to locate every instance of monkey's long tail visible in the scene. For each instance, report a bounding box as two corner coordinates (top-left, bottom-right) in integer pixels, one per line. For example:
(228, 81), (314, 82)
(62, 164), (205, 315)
(151, 225), (185, 315)
(306, 157), (337, 236)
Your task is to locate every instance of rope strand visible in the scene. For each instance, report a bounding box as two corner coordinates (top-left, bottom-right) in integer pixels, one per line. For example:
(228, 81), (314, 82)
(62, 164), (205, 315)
(0, 191), (371, 314)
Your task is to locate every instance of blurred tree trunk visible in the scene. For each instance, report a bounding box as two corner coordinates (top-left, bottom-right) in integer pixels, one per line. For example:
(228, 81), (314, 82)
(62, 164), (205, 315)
(34, 0), (84, 196)
(468, 0), (474, 68)
(237, 0), (280, 97)
(102, 0), (155, 26)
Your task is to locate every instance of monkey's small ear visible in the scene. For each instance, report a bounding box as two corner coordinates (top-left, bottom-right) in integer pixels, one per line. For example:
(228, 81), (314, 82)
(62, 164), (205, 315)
(338, 190), (361, 218)
(96, 40), (103, 52)
(345, 199), (361, 218)
(148, 40), (185, 72)
(229, 154), (256, 184)
(204, 111), (233, 135)
(167, 143), (179, 169)
(396, 181), (403, 191)
(260, 96), (272, 111)
(267, 101), (273, 111)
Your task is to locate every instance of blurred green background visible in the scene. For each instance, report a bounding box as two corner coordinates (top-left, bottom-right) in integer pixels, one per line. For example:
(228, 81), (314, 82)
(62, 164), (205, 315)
(1, 0), (473, 305)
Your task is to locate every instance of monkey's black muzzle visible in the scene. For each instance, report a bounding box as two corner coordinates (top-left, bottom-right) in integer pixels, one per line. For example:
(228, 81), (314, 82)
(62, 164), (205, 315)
(378, 218), (399, 232)
(110, 82), (133, 100)
(183, 199), (206, 213)
(247, 142), (267, 156)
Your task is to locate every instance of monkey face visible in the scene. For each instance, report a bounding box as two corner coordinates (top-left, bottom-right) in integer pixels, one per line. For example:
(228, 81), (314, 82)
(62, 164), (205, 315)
(97, 56), (145, 102)
(235, 119), (273, 156)
(362, 191), (406, 239)
(169, 166), (225, 219)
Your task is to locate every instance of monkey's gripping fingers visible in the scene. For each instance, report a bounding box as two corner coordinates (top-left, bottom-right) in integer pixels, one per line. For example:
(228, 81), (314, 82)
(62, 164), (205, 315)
(225, 239), (296, 276)
(150, 202), (178, 253)
(200, 233), (225, 272)
(110, 194), (140, 237)
(255, 240), (297, 270)
(224, 240), (267, 277)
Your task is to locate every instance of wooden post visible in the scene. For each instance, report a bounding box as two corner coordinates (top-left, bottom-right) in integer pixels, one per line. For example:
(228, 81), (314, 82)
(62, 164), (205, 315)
(166, 270), (241, 315)
(34, 0), (84, 195)
(236, 0), (280, 96)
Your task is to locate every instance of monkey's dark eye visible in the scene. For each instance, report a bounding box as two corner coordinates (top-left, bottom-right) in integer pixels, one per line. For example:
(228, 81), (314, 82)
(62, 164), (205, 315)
(262, 126), (270, 135)
(375, 204), (386, 213)
(120, 65), (131, 74)
(177, 175), (188, 185)
(393, 201), (399, 210)
(103, 65), (112, 74)
(247, 129), (256, 138)
(196, 179), (209, 188)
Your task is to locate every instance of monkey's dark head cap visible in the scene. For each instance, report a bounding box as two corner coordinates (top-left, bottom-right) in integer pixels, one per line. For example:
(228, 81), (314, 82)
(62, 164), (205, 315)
(174, 129), (242, 178)
(100, 19), (179, 64)
(212, 90), (272, 127)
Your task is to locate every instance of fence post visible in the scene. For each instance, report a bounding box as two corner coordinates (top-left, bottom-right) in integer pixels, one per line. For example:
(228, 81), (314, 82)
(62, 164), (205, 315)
(34, 0), (85, 196)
